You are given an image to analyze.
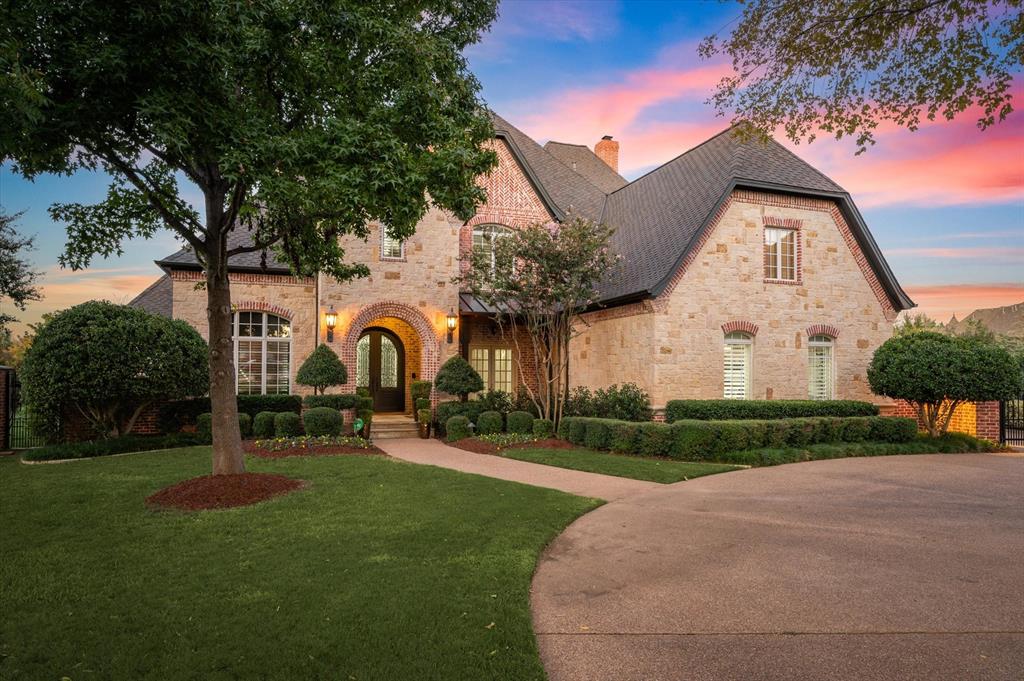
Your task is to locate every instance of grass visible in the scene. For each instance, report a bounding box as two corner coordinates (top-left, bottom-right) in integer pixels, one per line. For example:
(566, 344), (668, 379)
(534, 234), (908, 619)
(498, 446), (741, 483)
(0, 447), (599, 681)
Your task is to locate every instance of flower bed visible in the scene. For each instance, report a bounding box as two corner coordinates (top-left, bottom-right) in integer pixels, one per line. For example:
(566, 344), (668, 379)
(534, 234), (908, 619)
(446, 435), (575, 455)
(244, 435), (381, 458)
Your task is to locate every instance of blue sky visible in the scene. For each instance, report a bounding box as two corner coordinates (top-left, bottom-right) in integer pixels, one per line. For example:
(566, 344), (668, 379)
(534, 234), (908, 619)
(1, 0), (1021, 333)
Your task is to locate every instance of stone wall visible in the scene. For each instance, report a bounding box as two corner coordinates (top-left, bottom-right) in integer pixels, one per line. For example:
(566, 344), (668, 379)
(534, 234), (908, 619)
(570, 190), (897, 408)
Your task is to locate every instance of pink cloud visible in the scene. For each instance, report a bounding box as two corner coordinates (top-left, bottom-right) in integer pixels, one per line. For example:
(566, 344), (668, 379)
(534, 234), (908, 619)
(902, 283), (1024, 322)
(886, 247), (1024, 261)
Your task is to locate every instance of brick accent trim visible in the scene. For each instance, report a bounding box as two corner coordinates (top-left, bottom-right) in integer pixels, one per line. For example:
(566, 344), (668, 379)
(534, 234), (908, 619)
(233, 301), (295, 320)
(722, 320), (759, 336)
(762, 215), (804, 286)
(763, 216), (804, 229)
(169, 269), (314, 286)
(806, 324), (841, 338)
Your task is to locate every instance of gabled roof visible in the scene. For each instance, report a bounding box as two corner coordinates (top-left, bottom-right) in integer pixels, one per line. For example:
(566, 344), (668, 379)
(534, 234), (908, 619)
(127, 274), (173, 318)
(543, 141), (628, 193)
(156, 225), (292, 273)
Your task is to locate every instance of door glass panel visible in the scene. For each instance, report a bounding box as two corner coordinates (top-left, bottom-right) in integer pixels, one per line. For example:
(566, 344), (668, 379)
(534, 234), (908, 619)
(493, 348), (513, 393)
(356, 335), (370, 387)
(469, 347), (490, 390)
(380, 336), (398, 388)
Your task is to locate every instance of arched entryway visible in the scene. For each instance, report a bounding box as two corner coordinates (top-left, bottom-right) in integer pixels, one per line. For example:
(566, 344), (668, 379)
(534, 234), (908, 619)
(356, 327), (405, 412)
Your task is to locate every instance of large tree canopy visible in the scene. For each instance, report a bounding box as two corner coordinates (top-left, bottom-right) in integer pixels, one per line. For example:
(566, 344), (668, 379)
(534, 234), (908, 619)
(2, 0), (498, 473)
(700, 0), (1022, 151)
(0, 210), (42, 330)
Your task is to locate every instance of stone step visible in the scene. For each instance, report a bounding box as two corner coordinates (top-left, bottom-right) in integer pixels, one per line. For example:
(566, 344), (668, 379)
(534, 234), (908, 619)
(373, 428), (421, 440)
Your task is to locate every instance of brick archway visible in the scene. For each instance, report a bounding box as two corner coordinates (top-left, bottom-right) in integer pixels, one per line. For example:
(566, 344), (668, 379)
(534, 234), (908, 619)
(721, 320), (759, 336)
(233, 301), (294, 320)
(340, 301), (441, 402)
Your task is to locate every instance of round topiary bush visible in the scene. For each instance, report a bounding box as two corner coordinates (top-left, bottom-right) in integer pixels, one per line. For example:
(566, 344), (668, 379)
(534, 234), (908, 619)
(253, 411), (276, 439)
(477, 410), (503, 435)
(434, 355), (484, 402)
(274, 411), (303, 437)
(532, 418), (554, 438)
(303, 407), (342, 437)
(197, 413), (213, 441)
(446, 415), (471, 441)
(238, 413), (253, 439)
(295, 344), (348, 395)
(507, 411), (534, 435)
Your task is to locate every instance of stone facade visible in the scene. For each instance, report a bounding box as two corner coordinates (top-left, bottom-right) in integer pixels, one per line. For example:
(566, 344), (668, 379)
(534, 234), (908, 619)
(570, 190), (897, 407)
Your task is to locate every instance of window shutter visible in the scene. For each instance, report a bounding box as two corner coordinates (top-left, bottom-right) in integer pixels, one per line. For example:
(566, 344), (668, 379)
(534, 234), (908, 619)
(808, 344), (833, 400)
(723, 342), (750, 399)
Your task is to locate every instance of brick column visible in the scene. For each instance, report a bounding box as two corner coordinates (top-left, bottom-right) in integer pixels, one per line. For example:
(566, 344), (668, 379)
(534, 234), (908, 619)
(974, 401), (1001, 443)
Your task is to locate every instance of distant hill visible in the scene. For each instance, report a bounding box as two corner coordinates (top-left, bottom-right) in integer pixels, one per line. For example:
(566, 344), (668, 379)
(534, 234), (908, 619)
(947, 301), (1024, 338)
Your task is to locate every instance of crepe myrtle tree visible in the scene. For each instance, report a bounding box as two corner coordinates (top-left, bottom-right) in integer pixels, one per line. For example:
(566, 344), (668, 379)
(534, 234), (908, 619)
(2, 0), (499, 474)
(868, 331), (1020, 437)
(458, 216), (619, 424)
(20, 301), (209, 439)
(296, 344), (348, 395)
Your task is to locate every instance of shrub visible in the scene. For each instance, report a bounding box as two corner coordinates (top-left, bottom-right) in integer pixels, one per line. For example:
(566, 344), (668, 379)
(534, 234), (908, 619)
(669, 421), (718, 460)
(477, 410), (503, 435)
(303, 394), (359, 410)
(476, 389), (514, 414)
(563, 383), (652, 421)
(635, 422), (674, 457)
(303, 407), (342, 437)
(237, 395), (303, 418)
(563, 387), (594, 418)
(869, 416), (917, 442)
(434, 356), (484, 401)
(411, 380), (433, 402)
(532, 418), (554, 439)
(558, 416), (586, 445)
(295, 344), (348, 394)
(583, 419), (614, 450)
(512, 385), (540, 416)
(238, 413), (253, 439)
(274, 411), (303, 437)
(446, 415), (471, 441)
(22, 433), (206, 461)
(435, 400), (485, 434)
(355, 395), (374, 412)
(506, 411), (534, 435)
(253, 411), (277, 439)
(19, 301), (209, 438)
(415, 398), (431, 412)
(842, 417), (872, 442)
(609, 421), (641, 453)
(417, 408), (431, 424)
(197, 413), (213, 441)
(869, 332), (1020, 436)
(664, 399), (878, 422)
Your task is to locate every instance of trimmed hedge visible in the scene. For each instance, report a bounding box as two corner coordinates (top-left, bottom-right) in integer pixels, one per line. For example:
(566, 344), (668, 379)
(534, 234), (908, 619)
(253, 411), (276, 439)
(22, 433), (207, 461)
(274, 412), (303, 437)
(238, 413), (253, 439)
(533, 418), (554, 438)
(198, 412), (255, 441)
(302, 394), (360, 410)
(558, 415), (918, 461)
(664, 399), (879, 422)
(159, 394), (303, 433)
(435, 400), (485, 434)
(477, 411), (503, 435)
(714, 433), (996, 466)
(446, 415), (471, 441)
(303, 407), (343, 437)
(507, 411), (534, 435)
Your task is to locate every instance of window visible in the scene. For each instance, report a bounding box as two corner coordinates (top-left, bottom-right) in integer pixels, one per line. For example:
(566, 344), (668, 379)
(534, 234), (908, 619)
(763, 227), (796, 281)
(469, 346), (513, 393)
(808, 335), (834, 400)
(472, 224), (512, 275)
(234, 311), (291, 395)
(723, 331), (752, 400)
(380, 226), (404, 260)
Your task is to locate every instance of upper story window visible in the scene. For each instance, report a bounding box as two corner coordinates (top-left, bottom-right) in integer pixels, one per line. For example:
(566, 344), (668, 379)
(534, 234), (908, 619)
(234, 311), (291, 395)
(763, 227), (796, 281)
(723, 331), (752, 400)
(380, 226), (404, 260)
(472, 224), (512, 275)
(808, 334), (835, 400)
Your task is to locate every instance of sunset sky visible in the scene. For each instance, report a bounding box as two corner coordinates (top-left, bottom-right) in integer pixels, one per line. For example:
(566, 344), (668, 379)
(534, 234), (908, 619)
(1, 0), (1021, 334)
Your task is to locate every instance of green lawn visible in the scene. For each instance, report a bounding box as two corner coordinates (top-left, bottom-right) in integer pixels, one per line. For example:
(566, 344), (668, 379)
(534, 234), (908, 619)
(498, 447), (742, 483)
(0, 447), (599, 681)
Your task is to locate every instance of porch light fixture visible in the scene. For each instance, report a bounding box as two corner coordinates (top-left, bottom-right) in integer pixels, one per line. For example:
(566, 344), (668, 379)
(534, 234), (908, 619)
(446, 309), (457, 344)
(325, 306), (338, 342)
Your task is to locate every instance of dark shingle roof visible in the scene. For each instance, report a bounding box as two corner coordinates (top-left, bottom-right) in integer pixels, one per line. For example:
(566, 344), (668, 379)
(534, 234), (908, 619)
(157, 227), (292, 272)
(543, 141), (628, 193)
(128, 275), (173, 318)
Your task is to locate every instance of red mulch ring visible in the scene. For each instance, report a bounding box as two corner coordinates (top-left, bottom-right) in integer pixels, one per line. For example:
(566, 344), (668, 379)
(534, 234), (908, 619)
(146, 473), (305, 511)
(242, 441), (384, 459)
(446, 437), (576, 454)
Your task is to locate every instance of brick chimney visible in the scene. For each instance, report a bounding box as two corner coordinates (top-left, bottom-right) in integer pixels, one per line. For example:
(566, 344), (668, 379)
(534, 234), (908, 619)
(594, 135), (619, 172)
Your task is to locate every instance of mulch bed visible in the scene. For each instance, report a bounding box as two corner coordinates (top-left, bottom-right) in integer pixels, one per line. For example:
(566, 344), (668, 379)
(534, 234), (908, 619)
(242, 441), (384, 459)
(446, 437), (576, 455)
(146, 473), (305, 511)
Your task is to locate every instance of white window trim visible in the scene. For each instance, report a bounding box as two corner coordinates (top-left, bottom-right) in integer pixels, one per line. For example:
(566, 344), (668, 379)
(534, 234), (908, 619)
(723, 332), (753, 400)
(807, 335), (835, 400)
(764, 227), (797, 282)
(380, 226), (405, 261)
(468, 345), (515, 393)
(472, 224), (512, 276)
(233, 311), (292, 395)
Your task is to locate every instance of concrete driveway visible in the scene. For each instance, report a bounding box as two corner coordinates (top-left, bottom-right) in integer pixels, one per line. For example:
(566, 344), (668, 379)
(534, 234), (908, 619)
(532, 454), (1024, 681)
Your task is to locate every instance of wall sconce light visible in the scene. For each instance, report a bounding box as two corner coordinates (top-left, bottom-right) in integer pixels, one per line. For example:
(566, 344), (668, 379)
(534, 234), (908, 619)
(325, 306), (338, 342)
(446, 309), (457, 344)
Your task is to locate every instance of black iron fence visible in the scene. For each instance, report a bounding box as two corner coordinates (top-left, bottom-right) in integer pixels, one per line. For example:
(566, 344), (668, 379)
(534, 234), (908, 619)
(1001, 397), (1023, 446)
(6, 370), (48, 450)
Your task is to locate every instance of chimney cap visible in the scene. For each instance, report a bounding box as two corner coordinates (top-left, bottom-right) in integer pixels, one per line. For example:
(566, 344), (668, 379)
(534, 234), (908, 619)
(601, 135), (614, 140)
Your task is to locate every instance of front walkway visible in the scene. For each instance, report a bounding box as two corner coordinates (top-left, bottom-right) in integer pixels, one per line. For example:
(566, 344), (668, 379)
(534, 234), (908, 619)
(376, 438), (659, 501)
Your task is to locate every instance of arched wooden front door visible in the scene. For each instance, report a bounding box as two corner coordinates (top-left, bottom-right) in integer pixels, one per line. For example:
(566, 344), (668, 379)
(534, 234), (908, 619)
(356, 328), (405, 412)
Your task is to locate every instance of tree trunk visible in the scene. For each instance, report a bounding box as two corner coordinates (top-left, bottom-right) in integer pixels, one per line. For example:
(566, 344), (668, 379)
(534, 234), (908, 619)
(204, 204), (245, 475)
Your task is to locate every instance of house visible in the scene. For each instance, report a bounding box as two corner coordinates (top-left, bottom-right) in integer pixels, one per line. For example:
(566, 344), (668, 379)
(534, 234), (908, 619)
(130, 113), (913, 415)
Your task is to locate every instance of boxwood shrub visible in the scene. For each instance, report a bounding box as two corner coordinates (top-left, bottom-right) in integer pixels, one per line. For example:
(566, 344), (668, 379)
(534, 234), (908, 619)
(238, 413), (253, 439)
(302, 394), (359, 410)
(609, 421), (641, 453)
(532, 418), (554, 438)
(446, 415), (471, 441)
(664, 399), (878, 422)
(507, 411), (534, 435)
(558, 416), (587, 445)
(22, 433), (206, 461)
(274, 411), (303, 437)
(253, 411), (276, 439)
(303, 407), (343, 437)
(160, 394), (303, 433)
(196, 412), (213, 441)
(477, 411), (503, 435)
(583, 419), (615, 450)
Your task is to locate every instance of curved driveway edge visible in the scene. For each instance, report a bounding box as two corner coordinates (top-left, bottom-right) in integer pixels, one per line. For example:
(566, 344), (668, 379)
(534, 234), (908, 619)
(532, 454), (1024, 681)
